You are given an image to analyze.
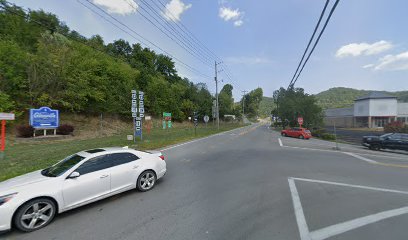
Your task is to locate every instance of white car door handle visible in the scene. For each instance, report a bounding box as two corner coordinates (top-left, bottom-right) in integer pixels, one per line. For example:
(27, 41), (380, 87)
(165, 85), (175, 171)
(100, 175), (109, 179)
(132, 165), (139, 169)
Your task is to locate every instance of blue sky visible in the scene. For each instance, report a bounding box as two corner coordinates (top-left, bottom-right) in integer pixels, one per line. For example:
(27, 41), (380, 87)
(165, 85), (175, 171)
(10, 0), (408, 99)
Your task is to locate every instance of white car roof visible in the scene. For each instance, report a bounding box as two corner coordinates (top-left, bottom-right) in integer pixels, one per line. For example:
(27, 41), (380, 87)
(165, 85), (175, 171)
(76, 147), (145, 158)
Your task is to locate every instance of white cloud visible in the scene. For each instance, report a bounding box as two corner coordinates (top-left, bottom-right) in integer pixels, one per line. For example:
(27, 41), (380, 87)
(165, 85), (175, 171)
(226, 56), (273, 65)
(92, 0), (138, 15)
(362, 64), (374, 69)
(219, 7), (241, 21)
(367, 51), (408, 71)
(219, 7), (244, 26)
(335, 40), (393, 58)
(162, 0), (192, 22)
(233, 20), (243, 27)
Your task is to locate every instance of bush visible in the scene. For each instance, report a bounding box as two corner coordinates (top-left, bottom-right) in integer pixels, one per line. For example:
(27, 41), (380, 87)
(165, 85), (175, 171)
(311, 128), (326, 138)
(320, 133), (336, 141)
(16, 125), (34, 138)
(57, 124), (75, 135)
(384, 122), (408, 133)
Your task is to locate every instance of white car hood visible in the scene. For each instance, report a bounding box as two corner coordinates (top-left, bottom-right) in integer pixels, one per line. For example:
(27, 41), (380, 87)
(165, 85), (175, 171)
(0, 170), (49, 195)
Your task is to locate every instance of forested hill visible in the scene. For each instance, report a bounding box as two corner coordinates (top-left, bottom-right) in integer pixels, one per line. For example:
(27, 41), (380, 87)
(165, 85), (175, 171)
(315, 87), (408, 109)
(0, 2), (235, 121)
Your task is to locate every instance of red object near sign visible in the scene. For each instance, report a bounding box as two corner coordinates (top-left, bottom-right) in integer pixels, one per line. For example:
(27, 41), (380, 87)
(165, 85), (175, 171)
(297, 117), (304, 126)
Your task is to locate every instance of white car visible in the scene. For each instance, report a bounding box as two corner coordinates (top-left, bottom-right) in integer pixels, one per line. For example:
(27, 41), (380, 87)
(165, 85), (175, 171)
(0, 147), (166, 233)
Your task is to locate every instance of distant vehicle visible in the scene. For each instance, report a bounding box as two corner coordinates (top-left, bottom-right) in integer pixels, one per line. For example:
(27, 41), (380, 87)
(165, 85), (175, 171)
(281, 127), (312, 139)
(0, 147), (166, 233)
(362, 133), (408, 151)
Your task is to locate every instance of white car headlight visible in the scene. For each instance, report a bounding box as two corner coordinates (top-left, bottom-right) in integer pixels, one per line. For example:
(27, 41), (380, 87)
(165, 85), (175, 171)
(0, 193), (18, 206)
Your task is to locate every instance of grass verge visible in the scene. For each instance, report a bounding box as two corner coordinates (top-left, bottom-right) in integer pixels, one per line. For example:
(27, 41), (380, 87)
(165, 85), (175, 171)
(0, 123), (244, 182)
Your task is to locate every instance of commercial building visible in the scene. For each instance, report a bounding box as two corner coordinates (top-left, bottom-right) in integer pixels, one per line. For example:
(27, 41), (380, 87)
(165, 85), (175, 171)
(324, 92), (408, 128)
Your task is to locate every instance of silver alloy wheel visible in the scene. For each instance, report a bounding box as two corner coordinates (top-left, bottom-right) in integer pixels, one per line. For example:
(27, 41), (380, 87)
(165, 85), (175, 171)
(140, 172), (155, 190)
(20, 202), (54, 230)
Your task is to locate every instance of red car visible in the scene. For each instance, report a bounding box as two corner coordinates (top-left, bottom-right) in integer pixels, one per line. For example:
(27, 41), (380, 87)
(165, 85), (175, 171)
(281, 127), (312, 139)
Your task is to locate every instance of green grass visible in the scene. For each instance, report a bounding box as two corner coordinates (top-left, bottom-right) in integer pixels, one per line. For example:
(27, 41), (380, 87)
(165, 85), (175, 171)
(0, 123), (244, 182)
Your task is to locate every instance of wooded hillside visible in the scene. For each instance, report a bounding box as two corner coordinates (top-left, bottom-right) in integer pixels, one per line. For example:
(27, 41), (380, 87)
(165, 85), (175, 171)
(315, 87), (408, 109)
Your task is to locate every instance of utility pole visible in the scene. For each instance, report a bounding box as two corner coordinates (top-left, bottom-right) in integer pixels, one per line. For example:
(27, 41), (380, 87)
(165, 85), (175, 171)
(215, 61), (222, 130)
(241, 90), (248, 117)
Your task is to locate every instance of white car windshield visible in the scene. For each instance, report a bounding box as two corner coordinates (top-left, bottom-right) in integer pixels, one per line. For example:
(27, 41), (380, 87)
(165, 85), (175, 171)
(42, 154), (85, 177)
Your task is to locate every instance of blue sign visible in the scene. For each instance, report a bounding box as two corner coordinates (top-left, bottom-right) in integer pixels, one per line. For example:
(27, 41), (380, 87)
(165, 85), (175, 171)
(29, 107), (59, 129)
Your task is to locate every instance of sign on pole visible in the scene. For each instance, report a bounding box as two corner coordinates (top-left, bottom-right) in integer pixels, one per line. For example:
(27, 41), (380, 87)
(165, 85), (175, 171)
(297, 117), (304, 127)
(163, 112), (172, 129)
(30, 107), (59, 129)
(203, 115), (209, 123)
(0, 113), (15, 120)
(0, 112), (15, 154)
(132, 90), (144, 141)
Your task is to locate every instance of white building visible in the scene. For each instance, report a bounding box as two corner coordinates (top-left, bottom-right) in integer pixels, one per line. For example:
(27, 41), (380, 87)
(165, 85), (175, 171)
(324, 92), (408, 128)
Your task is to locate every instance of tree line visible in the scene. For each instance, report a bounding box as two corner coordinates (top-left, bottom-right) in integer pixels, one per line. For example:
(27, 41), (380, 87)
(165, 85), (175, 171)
(0, 2), (252, 121)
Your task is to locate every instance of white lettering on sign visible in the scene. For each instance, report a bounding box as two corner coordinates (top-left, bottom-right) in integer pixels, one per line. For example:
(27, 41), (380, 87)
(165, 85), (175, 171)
(33, 113), (56, 118)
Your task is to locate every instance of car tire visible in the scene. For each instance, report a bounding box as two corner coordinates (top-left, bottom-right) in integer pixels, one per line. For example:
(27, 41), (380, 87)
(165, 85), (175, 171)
(369, 144), (381, 151)
(137, 170), (157, 192)
(299, 135), (304, 139)
(282, 133), (287, 137)
(13, 198), (57, 232)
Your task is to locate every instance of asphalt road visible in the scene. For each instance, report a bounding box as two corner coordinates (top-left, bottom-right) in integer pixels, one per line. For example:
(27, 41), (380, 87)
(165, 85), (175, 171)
(2, 123), (408, 240)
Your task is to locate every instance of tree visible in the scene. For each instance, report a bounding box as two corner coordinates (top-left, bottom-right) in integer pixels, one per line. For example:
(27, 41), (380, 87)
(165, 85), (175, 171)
(218, 84), (234, 117)
(242, 88), (263, 118)
(273, 87), (323, 128)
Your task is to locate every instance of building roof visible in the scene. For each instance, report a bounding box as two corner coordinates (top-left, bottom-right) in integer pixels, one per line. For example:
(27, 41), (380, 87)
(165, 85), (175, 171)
(355, 92), (397, 101)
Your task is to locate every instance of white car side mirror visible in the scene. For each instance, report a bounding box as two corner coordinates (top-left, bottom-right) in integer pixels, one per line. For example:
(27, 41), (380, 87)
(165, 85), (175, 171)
(68, 171), (80, 179)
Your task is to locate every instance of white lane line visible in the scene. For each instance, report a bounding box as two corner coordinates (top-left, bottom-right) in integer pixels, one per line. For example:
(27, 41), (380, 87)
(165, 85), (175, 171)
(288, 178), (311, 240)
(278, 138), (283, 147)
(160, 126), (248, 151)
(343, 152), (378, 164)
(292, 177), (408, 195)
(310, 206), (408, 240)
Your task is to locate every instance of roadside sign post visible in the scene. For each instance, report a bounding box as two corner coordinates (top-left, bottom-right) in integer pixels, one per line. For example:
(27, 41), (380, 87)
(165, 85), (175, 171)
(163, 112), (172, 129)
(204, 115), (209, 128)
(29, 107), (59, 137)
(297, 117), (304, 128)
(132, 90), (144, 142)
(0, 113), (15, 158)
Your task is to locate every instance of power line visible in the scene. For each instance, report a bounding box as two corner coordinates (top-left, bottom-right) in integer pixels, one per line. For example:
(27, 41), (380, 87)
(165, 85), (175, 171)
(155, 0), (235, 82)
(291, 0), (340, 87)
(143, 0), (214, 64)
(80, 0), (212, 79)
(121, 0), (213, 68)
(288, 0), (330, 88)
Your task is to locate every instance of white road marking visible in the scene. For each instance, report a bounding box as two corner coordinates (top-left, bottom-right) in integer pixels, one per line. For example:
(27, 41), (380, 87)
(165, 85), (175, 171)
(160, 126), (248, 151)
(289, 177), (408, 240)
(288, 178), (311, 240)
(278, 138), (283, 147)
(310, 206), (408, 240)
(343, 152), (378, 164)
(292, 177), (408, 196)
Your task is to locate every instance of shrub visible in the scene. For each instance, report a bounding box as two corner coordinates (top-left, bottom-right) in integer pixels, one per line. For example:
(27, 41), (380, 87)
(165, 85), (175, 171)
(321, 133), (336, 140)
(16, 125), (34, 138)
(384, 121), (408, 133)
(57, 124), (75, 135)
(311, 128), (326, 138)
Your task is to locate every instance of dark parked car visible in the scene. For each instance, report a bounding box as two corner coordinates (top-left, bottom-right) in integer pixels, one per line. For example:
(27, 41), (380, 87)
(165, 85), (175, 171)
(362, 133), (408, 151)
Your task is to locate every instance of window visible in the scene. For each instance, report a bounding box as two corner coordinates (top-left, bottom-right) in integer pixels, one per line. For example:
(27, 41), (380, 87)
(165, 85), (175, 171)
(110, 153), (139, 167)
(43, 154), (85, 177)
(389, 134), (402, 140)
(75, 155), (112, 175)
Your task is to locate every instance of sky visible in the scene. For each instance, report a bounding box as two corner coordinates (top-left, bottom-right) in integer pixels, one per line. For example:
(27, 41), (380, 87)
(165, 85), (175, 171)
(9, 0), (408, 100)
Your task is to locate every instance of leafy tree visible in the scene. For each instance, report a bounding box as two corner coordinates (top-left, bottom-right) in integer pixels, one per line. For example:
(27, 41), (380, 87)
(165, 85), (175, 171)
(218, 84), (234, 117)
(242, 88), (263, 118)
(273, 87), (323, 128)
